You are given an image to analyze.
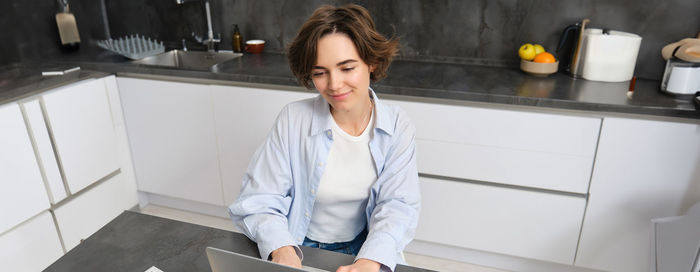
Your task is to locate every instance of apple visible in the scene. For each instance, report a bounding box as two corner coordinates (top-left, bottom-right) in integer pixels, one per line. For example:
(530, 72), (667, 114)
(518, 43), (536, 61)
(533, 44), (545, 55)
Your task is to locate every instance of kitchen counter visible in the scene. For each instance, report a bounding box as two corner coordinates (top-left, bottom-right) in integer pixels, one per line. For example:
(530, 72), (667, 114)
(2, 44), (698, 119)
(44, 211), (431, 272)
(0, 63), (110, 105)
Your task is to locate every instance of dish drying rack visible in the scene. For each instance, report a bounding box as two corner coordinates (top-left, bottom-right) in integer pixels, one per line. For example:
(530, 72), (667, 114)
(97, 35), (165, 59)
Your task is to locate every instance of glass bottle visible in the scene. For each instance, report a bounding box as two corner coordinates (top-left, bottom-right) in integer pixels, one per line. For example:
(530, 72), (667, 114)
(232, 24), (242, 53)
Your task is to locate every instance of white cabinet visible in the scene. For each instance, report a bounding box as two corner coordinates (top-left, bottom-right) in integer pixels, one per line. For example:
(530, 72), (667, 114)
(0, 211), (64, 272)
(387, 100), (601, 194)
(42, 78), (120, 194)
(118, 78), (223, 206)
(54, 173), (137, 251)
(416, 177), (586, 264)
(0, 75), (138, 270)
(210, 85), (315, 205)
(575, 117), (700, 272)
(0, 103), (51, 234)
(381, 98), (599, 265)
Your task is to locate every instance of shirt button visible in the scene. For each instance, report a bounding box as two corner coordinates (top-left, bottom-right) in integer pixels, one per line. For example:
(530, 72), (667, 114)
(310, 189), (315, 194)
(318, 162), (324, 167)
(327, 131), (332, 137)
(305, 212), (310, 217)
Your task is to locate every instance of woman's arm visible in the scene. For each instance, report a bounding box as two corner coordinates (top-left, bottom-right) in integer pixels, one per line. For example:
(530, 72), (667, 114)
(357, 109), (421, 272)
(228, 105), (303, 262)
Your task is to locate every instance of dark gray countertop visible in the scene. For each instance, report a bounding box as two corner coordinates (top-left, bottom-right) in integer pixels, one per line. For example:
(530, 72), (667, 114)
(0, 64), (110, 105)
(44, 211), (431, 272)
(2, 44), (698, 119)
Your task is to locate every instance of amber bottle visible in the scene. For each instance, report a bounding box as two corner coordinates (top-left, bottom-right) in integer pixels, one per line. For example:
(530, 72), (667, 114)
(232, 24), (242, 53)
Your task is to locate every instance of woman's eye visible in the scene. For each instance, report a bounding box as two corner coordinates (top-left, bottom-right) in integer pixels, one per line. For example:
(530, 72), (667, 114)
(311, 72), (325, 77)
(342, 67), (355, 72)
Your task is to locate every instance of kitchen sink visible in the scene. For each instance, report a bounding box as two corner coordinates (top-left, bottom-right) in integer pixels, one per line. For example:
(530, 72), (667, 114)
(131, 50), (242, 69)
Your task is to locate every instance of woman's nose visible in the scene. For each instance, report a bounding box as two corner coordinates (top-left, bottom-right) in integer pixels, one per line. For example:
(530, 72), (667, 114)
(328, 73), (343, 91)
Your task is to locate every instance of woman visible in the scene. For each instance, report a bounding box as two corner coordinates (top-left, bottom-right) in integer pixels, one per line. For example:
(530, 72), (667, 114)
(229, 4), (420, 272)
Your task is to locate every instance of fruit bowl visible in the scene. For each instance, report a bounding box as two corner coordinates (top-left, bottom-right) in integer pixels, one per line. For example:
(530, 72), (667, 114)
(520, 59), (559, 77)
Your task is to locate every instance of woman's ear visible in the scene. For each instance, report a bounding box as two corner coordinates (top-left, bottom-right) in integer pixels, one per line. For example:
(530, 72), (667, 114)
(369, 64), (376, 73)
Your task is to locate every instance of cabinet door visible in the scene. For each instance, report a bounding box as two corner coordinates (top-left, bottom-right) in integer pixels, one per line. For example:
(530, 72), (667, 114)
(210, 85), (316, 205)
(387, 100), (600, 194)
(0, 103), (51, 234)
(416, 177), (586, 265)
(576, 117), (700, 272)
(0, 211), (64, 272)
(42, 78), (120, 194)
(118, 78), (223, 205)
(54, 173), (138, 251)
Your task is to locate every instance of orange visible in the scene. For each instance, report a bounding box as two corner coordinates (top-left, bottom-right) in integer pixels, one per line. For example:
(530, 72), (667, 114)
(533, 52), (556, 63)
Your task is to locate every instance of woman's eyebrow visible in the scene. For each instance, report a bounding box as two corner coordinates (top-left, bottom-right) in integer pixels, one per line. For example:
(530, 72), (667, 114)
(312, 59), (358, 70)
(336, 59), (357, 66)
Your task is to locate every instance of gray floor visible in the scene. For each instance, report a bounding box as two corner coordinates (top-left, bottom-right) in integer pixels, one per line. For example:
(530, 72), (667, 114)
(137, 204), (509, 272)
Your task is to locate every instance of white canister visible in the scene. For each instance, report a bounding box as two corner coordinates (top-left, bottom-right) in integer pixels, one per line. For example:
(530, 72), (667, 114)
(581, 29), (642, 82)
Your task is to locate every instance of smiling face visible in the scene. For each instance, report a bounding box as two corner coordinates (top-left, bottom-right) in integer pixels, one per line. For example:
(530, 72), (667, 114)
(311, 33), (375, 114)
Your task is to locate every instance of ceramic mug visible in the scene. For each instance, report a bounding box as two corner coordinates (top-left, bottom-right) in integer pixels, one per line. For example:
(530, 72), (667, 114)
(245, 40), (265, 54)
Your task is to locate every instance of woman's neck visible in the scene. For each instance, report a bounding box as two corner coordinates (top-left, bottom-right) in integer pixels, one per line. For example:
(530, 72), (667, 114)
(331, 98), (373, 136)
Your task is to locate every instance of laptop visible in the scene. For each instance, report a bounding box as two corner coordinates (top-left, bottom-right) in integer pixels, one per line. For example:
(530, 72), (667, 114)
(206, 246), (329, 272)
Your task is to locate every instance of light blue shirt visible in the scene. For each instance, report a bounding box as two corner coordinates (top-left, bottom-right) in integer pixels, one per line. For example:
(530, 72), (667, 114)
(229, 90), (420, 271)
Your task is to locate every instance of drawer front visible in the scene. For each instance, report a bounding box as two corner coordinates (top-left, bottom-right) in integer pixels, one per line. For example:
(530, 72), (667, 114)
(54, 173), (138, 251)
(0, 211), (64, 272)
(416, 139), (594, 193)
(414, 177), (586, 265)
(389, 100), (601, 193)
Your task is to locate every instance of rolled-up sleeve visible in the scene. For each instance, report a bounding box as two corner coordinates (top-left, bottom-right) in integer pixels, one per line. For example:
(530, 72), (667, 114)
(228, 105), (302, 261)
(357, 110), (421, 271)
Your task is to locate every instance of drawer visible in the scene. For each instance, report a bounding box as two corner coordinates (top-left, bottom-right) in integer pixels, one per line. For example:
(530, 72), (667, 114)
(54, 173), (138, 251)
(389, 100), (601, 193)
(0, 211), (64, 272)
(414, 177), (586, 265)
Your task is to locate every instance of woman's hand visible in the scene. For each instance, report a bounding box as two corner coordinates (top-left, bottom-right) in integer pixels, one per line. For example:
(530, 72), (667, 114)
(336, 258), (381, 272)
(270, 246), (302, 268)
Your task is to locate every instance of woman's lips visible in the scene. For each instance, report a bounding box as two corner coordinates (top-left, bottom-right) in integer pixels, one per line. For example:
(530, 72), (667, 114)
(330, 91), (351, 100)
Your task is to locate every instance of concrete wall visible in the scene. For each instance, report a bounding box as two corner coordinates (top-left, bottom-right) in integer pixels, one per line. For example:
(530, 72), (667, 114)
(3, 0), (699, 80)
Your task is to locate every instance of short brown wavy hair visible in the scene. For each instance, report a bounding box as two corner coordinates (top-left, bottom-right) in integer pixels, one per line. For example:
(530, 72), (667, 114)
(287, 4), (399, 89)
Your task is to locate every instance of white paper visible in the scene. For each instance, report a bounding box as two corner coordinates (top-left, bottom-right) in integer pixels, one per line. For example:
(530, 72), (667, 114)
(144, 266), (164, 272)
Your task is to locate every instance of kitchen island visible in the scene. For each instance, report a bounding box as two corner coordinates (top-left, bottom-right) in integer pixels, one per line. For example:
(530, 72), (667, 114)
(44, 210), (431, 272)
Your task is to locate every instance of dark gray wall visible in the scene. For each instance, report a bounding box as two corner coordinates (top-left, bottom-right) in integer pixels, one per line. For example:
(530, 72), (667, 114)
(0, 0), (107, 64)
(3, 0), (699, 80)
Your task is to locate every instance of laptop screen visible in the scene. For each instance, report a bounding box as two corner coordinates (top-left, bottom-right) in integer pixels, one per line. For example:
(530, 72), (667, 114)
(206, 246), (329, 272)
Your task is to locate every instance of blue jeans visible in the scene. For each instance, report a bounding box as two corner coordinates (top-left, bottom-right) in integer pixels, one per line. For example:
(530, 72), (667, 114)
(302, 228), (368, 256)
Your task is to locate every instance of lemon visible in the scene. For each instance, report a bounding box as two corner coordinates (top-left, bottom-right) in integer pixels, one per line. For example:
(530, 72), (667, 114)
(518, 43), (536, 61)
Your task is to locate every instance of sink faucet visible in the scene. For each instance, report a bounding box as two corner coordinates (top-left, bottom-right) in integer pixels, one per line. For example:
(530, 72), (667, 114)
(176, 0), (220, 52)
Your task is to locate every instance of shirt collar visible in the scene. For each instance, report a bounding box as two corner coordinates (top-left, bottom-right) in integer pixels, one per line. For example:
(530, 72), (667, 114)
(310, 87), (395, 137)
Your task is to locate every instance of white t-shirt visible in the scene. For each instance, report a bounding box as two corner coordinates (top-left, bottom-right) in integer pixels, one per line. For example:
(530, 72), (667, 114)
(306, 108), (377, 243)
